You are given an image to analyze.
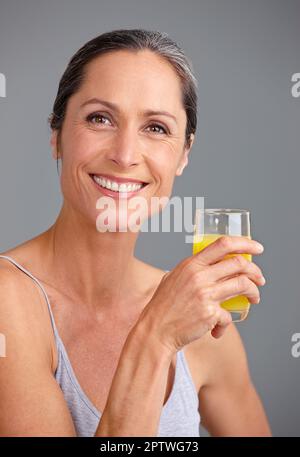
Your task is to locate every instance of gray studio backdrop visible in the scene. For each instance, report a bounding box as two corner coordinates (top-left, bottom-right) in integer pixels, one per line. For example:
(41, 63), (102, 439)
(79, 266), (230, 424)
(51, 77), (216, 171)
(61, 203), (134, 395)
(0, 0), (299, 437)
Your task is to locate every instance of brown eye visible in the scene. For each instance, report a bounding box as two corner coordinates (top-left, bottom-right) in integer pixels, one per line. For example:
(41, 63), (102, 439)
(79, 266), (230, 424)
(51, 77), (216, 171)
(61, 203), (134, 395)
(146, 123), (167, 135)
(86, 113), (111, 125)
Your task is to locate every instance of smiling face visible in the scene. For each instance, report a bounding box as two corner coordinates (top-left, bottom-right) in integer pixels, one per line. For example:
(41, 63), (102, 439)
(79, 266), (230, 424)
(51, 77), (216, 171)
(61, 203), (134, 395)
(51, 49), (194, 232)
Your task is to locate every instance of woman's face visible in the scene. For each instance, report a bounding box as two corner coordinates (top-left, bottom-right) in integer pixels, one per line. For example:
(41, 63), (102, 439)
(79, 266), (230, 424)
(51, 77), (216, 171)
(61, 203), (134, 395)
(51, 49), (194, 232)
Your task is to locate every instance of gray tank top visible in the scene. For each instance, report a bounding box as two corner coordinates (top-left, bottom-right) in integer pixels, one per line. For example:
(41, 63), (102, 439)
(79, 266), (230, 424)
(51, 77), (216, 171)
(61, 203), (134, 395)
(0, 254), (201, 437)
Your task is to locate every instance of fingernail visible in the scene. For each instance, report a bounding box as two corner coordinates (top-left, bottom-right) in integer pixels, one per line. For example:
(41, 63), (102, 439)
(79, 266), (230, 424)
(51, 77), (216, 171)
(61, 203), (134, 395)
(256, 243), (264, 252)
(260, 276), (266, 285)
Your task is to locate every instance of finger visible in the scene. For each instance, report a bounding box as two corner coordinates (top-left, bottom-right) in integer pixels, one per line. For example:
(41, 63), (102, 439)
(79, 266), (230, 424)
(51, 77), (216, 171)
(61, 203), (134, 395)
(207, 255), (265, 286)
(211, 323), (230, 339)
(210, 308), (232, 339)
(193, 235), (264, 266)
(211, 274), (261, 304)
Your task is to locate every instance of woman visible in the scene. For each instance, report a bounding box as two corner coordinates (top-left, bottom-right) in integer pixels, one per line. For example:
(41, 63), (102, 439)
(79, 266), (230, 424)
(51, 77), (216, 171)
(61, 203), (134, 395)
(0, 29), (271, 437)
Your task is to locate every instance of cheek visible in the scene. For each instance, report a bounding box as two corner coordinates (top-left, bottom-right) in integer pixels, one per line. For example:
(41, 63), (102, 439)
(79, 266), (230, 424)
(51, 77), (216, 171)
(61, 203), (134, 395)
(148, 147), (179, 188)
(61, 119), (99, 161)
(59, 138), (98, 192)
(148, 164), (177, 205)
(58, 137), (88, 193)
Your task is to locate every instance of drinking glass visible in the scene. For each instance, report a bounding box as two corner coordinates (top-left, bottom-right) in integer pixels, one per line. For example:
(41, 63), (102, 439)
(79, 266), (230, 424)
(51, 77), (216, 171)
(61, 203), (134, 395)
(193, 208), (252, 322)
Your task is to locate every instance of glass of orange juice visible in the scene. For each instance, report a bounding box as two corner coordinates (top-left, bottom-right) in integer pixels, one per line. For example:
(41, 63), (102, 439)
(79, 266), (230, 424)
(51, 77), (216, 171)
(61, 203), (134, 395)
(193, 208), (252, 322)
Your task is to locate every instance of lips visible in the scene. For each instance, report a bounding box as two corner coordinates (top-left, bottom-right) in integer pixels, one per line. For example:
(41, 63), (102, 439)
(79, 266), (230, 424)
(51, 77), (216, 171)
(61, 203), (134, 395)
(89, 173), (149, 199)
(91, 173), (148, 185)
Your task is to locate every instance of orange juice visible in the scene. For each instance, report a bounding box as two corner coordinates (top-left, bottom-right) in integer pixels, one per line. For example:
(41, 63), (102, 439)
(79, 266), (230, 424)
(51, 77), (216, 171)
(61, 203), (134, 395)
(193, 234), (252, 313)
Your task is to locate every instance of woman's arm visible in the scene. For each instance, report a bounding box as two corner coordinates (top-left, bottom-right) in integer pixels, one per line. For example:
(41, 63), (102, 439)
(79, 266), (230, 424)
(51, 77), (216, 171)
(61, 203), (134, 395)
(0, 267), (77, 436)
(197, 323), (272, 437)
(96, 236), (267, 437)
(94, 319), (173, 437)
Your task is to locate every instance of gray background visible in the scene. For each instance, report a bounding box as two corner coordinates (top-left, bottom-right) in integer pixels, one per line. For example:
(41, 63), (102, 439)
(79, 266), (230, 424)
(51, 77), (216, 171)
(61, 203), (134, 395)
(0, 0), (299, 437)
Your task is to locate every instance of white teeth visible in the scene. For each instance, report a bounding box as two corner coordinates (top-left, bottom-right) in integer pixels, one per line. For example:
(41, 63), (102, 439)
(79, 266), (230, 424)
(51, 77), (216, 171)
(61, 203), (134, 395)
(92, 175), (144, 193)
(111, 181), (118, 191)
(93, 176), (101, 185)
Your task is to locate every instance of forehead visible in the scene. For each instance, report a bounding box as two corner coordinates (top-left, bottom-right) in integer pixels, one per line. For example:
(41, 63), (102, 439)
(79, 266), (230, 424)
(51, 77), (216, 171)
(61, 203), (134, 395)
(77, 50), (185, 115)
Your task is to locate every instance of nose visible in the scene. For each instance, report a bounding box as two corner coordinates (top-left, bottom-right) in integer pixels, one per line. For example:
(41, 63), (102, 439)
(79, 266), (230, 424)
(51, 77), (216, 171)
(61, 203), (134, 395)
(107, 125), (142, 169)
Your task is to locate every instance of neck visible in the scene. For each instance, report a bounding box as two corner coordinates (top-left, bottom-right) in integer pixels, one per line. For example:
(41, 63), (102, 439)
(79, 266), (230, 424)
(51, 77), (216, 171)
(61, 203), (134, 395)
(43, 202), (143, 315)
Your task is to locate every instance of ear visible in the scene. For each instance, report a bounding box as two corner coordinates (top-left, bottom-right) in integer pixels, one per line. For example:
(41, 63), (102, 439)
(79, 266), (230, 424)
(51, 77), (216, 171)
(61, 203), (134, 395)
(50, 130), (61, 160)
(175, 133), (195, 176)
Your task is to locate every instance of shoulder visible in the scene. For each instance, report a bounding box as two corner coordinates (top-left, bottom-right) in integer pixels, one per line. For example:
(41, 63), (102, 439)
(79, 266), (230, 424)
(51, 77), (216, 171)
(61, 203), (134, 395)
(135, 259), (167, 294)
(0, 256), (34, 307)
(0, 256), (54, 370)
(186, 323), (251, 391)
(136, 259), (167, 276)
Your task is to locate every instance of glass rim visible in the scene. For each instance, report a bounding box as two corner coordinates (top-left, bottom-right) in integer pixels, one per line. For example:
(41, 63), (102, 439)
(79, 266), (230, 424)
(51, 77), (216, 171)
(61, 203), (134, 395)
(196, 208), (250, 215)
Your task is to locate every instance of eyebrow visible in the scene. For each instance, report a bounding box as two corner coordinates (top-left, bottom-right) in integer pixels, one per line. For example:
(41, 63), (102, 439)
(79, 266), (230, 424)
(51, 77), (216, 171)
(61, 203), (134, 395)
(80, 97), (178, 125)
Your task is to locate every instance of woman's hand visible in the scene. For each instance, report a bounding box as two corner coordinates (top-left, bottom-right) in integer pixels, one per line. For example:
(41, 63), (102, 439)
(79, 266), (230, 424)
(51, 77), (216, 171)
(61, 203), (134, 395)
(138, 235), (266, 355)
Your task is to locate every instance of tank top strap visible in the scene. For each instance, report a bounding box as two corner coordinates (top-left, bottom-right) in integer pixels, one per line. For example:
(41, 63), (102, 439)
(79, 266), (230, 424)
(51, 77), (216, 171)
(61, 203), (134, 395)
(0, 254), (61, 343)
